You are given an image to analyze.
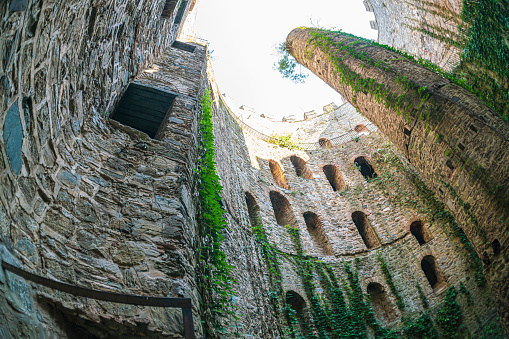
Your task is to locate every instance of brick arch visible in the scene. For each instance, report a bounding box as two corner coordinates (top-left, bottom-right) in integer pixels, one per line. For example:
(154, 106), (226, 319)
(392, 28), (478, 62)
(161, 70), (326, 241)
(410, 220), (432, 245)
(421, 255), (446, 291)
(354, 156), (377, 181)
(290, 155), (313, 179)
(244, 191), (260, 228)
(367, 282), (397, 323)
(352, 211), (380, 249)
(322, 164), (347, 191)
(268, 160), (289, 189)
(303, 211), (333, 256)
(269, 191), (297, 228)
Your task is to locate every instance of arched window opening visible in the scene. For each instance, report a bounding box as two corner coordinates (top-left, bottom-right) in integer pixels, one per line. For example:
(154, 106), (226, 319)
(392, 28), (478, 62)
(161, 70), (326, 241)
(290, 156), (313, 179)
(269, 191), (297, 228)
(286, 290), (309, 334)
(269, 160), (289, 189)
(245, 192), (261, 228)
(303, 212), (333, 255)
(421, 255), (446, 290)
(367, 283), (397, 322)
(354, 156), (377, 180)
(322, 165), (347, 191)
(492, 239), (501, 256)
(352, 211), (380, 249)
(355, 124), (370, 135)
(410, 220), (432, 245)
(482, 251), (491, 266)
(319, 138), (332, 149)
(286, 290), (306, 315)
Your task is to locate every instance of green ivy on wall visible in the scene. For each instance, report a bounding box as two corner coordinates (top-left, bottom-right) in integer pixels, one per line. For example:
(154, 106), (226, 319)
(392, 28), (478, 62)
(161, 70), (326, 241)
(197, 89), (236, 336)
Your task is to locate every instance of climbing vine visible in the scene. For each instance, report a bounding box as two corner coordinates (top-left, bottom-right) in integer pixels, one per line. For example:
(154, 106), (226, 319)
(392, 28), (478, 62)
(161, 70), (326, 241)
(378, 254), (405, 311)
(269, 133), (303, 150)
(197, 89), (236, 336)
(436, 287), (463, 338)
(371, 144), (486, 286)
(403, 313), (439, 339)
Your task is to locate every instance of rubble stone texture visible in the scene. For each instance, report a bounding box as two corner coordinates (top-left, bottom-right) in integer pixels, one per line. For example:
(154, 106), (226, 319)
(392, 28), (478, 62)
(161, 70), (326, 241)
(0, 0), (507, 338)
(287, 26), (509, 333)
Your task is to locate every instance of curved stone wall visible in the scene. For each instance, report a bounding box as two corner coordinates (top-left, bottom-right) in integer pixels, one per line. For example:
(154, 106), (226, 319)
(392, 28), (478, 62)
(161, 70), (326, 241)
(364, 0), (462, 71)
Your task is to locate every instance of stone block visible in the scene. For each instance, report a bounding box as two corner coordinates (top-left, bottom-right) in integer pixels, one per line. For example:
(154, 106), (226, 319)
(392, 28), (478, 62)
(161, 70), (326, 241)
(3, 102), (23, 175)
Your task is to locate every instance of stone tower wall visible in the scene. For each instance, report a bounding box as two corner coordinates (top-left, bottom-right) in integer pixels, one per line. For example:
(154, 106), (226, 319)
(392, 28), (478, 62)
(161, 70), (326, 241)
(287, 27), (509, 332)
(0, 0), (208, 337)
(216, 98), (498, 335)
(364, 0), (462, 71)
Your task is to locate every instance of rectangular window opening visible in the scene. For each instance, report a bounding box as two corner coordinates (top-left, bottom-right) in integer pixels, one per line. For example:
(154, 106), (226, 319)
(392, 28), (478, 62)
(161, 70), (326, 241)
(112, 83), (176, 139)
(172, 41), (195, 53)
(161, 0), (179, 19)
(174, 0), (188, 24)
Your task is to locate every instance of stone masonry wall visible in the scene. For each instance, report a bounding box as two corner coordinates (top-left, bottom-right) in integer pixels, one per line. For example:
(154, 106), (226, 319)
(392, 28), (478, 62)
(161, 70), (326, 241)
(0, 0), (205, 337)
(287, 27), (509, 332)
(214, 95), (499, 335)
(364, 0), (462, 71)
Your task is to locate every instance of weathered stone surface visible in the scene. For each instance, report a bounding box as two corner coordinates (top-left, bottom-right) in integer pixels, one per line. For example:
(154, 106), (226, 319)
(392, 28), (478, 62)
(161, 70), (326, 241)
(287, 26), (509, 332)
(3, 102), (23, 175)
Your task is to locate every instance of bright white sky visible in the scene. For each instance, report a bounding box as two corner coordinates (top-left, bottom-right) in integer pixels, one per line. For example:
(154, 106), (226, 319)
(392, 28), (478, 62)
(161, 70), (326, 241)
(193, 0), (377, 120)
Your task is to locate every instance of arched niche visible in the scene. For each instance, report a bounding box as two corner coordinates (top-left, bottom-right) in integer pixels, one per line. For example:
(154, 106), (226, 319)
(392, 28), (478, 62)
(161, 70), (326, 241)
(322, 164), (347, 191)
(355, 124), (370, 135)
(269, 160), (289, 189)
(290, 155), (313, 179)
(410, 220), (432, 245)
(269, 191), (297, 228)
(367, 282), (397, 323)
(319, 138), (332, 149)
(352, 211), (380, 249)
(421, 255), (446, 290)
(492, 239), (501, 256)
(354, 156), (377, 181)
(286, 290), (306, 315)
(303, 212), (333, 255)
(245, 192), (260, 228)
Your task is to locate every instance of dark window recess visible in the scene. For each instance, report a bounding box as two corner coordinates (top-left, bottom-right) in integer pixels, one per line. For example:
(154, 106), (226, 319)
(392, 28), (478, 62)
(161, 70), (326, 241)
(290, 155), (313, 179)
(245, 192), (260, 228)
(458, 143), (465, 151)
(161, 0), (179, 18)
(269, 160), (289, 189)
(174, 0), (188, 24)
(88, 7), (98, 37)
(482, 251), (491, 265)
(269, 191), (297, 228)
(112, 83), (176, 139)
(172, 41), (196, 53)
(10, 0), (28, 11)
(286, 290), (306, 315)
(421, 255), (445, 290)
(446, 160), (455, 170)
(469, 125), (478, 133)
(322, 164), (347, 191)
(404, 127), (411, 136)
(354, 156), (377, 180)
(352, 211), (380, 249)
(492, 239), (501, 256)
(410, 220), (431, 245)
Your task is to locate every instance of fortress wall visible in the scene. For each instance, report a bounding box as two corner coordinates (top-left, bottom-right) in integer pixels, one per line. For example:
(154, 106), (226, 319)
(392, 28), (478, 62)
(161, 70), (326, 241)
(0, 0), (204, 337)
(231, 114), (496, 333)
(287, 27), (509, 331)
(364, 0), (462, 71)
